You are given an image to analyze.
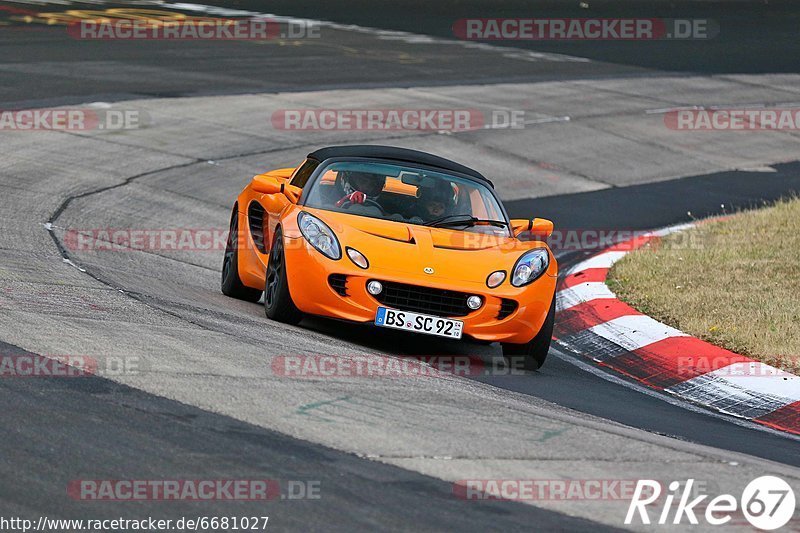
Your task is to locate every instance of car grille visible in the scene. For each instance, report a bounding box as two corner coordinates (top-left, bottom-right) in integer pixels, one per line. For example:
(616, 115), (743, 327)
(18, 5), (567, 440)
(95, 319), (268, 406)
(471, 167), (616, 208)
(370, 280), (472, 317)
(497, 299), (518, 319)
(328, 274), (348, 296)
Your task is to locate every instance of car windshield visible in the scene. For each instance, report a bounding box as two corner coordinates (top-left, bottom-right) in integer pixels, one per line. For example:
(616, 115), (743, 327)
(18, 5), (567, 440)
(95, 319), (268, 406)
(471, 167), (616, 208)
(302, 161), (510, 236)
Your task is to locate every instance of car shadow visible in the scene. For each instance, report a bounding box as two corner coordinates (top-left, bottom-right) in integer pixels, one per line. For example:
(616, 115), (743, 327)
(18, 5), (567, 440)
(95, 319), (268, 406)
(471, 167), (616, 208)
(297, 314), (543, 378)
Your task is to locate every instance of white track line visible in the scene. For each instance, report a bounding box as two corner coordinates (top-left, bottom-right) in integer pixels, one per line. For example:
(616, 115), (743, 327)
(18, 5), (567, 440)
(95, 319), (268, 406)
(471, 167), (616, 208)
(570, 250), (628, 271)
(556, 282), (615, 312)
(552, 345), (800, 442)
(672, 362), (800, 404)
(587, 315), (688, 352)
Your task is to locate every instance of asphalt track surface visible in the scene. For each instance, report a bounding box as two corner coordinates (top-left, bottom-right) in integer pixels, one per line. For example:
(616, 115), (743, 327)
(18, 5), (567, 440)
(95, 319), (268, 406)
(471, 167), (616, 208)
(200, 0), (800, 73)
(2, 1), (800, 531)
(3, 0), (799, 107)
(0, 340), (608, 531)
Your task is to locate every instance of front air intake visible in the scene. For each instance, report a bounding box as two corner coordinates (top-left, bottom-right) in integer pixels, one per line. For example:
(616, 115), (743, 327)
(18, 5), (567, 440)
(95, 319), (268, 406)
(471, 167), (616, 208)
(247, 201), (267, 253)
(369, 280), (472, 317)
(328, 274), (348, 296)
(497, 299), (518, 319)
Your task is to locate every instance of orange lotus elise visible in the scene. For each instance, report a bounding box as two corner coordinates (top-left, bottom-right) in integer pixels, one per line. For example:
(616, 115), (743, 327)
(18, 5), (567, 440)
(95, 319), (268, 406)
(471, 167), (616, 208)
(221, 146), (558, 369)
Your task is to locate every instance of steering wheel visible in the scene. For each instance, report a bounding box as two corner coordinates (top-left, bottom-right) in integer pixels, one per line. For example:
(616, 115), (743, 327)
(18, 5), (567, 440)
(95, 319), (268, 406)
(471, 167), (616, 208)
(339, 198), (388, 215)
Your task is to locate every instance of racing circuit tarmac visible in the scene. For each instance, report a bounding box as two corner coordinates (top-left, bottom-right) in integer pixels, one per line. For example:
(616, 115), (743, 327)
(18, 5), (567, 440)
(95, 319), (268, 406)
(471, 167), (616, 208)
(1, 1), (800, 531)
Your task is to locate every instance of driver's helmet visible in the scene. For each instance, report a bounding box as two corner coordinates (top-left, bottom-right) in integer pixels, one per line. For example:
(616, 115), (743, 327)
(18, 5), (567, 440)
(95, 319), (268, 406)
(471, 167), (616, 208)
(341, 171), (386, 199)
(418, 182), (455, 219)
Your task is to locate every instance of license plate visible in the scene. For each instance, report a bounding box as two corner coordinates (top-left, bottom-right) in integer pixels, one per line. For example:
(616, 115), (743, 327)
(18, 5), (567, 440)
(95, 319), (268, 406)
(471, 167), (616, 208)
(374, 307), (463, 339)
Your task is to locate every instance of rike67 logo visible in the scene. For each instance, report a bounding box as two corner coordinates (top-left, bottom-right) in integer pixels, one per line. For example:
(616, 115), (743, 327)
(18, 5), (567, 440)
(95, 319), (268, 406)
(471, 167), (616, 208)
(626, 476), (796, 530)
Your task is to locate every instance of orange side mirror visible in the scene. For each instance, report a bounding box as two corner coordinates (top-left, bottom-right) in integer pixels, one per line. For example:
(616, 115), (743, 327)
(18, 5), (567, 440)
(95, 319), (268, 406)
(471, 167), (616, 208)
(510, 219), (529, 237)
(252, 175), (301, 203)
(531, 218), (554, 238)
(510, 218), (554, 238)
(252, 175), (281, 194)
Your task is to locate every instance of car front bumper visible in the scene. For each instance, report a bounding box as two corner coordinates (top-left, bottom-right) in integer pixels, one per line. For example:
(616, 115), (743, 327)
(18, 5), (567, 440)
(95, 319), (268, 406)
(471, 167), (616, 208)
(284, 236), (557, 345)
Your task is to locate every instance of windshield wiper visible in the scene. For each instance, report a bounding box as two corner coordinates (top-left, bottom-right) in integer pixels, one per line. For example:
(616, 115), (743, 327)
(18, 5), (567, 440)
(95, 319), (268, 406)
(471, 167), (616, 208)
(424, 215), (508, 228)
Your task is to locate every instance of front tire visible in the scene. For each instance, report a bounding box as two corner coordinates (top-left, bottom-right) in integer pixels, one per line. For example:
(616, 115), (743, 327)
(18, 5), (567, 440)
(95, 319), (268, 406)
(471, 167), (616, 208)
(502, 297), (555, 371)
(221, 208), (263, 303)
(264, 227), (303, 325)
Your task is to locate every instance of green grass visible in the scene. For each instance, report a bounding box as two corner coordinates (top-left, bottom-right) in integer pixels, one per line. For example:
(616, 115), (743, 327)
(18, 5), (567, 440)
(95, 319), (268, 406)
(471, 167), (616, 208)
(607, 197), (800, 371)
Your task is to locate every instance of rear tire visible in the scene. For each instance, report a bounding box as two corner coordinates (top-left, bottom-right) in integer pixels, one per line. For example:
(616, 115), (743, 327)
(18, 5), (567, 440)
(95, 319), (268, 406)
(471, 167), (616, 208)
(221, 208), (263, 303)
(264, 227), (303, 325)
(502, 296), (555, 371)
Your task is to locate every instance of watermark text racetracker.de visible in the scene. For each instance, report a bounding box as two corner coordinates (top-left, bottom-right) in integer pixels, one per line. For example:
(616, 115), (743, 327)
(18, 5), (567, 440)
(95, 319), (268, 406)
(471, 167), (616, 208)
(454, 479), (653, 501)
(67, 18), (320, 41)
(665, 108), (800, 130)
(676, 356), (800, 379)
(64, 228), (229, 252)
(453, 18), (718, 40)
(270, 108), (528, 131)
(0, 108), (146, 131)
(62, 227), (707, 253)
(68, 479), (320, 501)
(0, 354), (144, 377)
(272, 354), (526, 378)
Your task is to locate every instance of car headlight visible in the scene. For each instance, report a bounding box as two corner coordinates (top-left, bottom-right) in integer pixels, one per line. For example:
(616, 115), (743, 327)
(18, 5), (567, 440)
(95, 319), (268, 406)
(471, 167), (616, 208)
(511, 248), (550, 287)
(298, 212), (341, 260)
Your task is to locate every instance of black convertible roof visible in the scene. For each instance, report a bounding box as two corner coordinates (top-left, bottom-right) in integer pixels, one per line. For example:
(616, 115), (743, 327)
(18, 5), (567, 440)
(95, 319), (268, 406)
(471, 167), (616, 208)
(307, 145), (493, 188)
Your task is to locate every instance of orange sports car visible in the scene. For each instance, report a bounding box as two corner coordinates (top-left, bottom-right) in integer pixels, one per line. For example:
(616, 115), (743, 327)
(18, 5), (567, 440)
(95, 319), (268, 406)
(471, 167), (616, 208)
(221, 146), (557, 369)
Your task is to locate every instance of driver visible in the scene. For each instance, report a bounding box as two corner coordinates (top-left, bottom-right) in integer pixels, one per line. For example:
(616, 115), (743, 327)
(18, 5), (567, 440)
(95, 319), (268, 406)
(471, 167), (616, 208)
(417, 182), (455, 220)
(335, 171), (387, 208)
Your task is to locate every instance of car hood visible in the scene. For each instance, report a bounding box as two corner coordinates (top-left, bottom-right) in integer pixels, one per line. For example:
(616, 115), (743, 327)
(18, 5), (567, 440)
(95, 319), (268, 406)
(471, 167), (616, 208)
(305, 208), (544, 283)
